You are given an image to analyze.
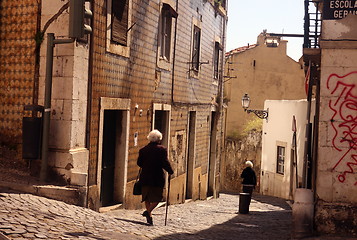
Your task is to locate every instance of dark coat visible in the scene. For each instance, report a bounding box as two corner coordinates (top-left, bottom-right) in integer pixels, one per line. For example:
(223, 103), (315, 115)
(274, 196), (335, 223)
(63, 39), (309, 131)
(137, 142), (174, 187)
(241, 167), (257, 186)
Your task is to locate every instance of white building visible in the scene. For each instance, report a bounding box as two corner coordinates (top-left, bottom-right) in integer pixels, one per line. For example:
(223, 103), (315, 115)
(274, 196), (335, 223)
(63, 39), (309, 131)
(261, 99), (315, 200)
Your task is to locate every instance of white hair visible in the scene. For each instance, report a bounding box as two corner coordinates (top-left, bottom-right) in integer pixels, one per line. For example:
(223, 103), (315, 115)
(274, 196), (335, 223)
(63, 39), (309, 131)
(147, 129), (163, 143)
(245, 160), (253, 168)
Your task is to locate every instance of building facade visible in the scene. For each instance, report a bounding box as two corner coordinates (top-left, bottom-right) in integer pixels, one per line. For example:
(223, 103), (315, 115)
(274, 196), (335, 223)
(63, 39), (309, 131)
(0, 1), (39, 151)
(224, 32), (306, 137)
(0, 0), (227, 211)
(261, 99), (315, 200)
(303, 0), (356, 235)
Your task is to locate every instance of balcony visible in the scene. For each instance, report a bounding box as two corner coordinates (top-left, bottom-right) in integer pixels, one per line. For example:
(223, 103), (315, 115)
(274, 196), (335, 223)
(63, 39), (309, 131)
(303, 0), (322, 65)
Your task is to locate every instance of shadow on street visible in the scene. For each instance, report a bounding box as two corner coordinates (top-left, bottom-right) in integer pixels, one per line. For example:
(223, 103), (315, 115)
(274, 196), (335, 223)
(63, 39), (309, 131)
(153, 194), (292, 240)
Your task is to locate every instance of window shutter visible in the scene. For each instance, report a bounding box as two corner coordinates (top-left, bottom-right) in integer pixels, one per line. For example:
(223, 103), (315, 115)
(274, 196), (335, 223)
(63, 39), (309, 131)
(112, 0), (128, 45)
(192, 26), (201, 70)
(160, 4), (177, 60)
(162, 3), (178, 18)
(214, 42), (220, 78)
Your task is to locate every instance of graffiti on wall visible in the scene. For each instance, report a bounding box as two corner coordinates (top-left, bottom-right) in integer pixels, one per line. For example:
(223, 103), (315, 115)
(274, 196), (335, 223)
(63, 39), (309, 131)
(327, 71), (357, 185)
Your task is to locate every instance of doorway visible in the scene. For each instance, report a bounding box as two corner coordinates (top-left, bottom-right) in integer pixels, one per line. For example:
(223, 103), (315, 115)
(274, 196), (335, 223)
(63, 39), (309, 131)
(153, 109), (170, 147)
(152, 105), (171, 201)
(186, 111), (196, 200)
(100, 110), (127, 207)
(207, 111), (217, 197)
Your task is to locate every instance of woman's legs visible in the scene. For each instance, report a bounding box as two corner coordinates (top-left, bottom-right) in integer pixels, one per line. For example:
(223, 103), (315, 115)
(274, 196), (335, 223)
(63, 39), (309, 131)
(143, 201), (159, 225)
(142, 186), (163, 225)
(145, 201), (159, 216)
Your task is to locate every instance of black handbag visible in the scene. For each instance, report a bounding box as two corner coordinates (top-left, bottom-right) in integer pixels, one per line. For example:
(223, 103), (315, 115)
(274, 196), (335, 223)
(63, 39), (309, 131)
(133, 168), (142, 195)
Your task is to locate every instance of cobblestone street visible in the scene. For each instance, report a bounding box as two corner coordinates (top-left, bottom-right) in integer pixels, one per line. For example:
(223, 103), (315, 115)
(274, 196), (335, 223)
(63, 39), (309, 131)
(106, 193), (292, 240)
(0, 188), (295, 240)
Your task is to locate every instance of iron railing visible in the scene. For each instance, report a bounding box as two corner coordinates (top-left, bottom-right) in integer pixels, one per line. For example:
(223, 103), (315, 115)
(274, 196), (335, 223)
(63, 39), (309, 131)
(304, 0), (322, 48)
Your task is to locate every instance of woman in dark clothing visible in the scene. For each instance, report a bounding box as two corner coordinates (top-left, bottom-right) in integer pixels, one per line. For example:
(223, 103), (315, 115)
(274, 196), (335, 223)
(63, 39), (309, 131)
(241, 160), (257, 204)
(137, 129), (174, 225)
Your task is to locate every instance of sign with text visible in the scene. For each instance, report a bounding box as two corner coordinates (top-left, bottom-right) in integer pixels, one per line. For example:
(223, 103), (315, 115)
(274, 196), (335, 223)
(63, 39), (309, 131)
(323, 0), (357, 20)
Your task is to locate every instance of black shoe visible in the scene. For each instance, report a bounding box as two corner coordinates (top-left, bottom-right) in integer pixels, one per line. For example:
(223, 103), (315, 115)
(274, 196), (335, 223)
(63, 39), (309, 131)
(142, 211), (153, 225)
(142, 211), (149, 217)
(147, 216), (153, 225)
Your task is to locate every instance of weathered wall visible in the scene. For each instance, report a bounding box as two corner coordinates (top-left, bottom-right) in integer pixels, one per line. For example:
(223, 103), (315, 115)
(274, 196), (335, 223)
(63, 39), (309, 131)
(221, 130), (261, 193)
(87, 0), (226, 209)
(38, 0), (90, 186)
(315, 13), (357, 235)
(0, 0), (38, 152)
(1, 0), (226, 210)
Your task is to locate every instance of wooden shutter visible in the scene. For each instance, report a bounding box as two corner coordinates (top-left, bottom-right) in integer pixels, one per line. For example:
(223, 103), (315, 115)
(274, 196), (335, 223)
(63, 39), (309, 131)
(112, 0), (128, 46)
(192, 26), (201, 70)
(214, 42), (220, 78)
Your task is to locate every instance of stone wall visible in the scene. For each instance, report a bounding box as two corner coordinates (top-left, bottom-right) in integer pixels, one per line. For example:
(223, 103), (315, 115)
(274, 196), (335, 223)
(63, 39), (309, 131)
(221, 130), (262, 193)
(315, 14), (357, 236)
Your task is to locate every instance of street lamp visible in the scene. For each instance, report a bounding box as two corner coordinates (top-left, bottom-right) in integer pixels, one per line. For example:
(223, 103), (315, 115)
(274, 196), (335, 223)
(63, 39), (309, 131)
(241, 93), (269, 120)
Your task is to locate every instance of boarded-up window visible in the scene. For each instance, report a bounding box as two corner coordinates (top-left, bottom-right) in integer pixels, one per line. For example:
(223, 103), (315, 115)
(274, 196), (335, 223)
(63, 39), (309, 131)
(112, 0), (128, 46)
(192, 26), (201, 71)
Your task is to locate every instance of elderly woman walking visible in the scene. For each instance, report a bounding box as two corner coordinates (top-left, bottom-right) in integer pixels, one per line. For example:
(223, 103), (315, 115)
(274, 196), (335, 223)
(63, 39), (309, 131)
(137, 129), (174, 225)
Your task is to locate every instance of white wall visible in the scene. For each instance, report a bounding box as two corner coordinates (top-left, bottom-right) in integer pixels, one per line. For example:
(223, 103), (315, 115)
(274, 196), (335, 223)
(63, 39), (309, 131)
(261, 99), (315, 200)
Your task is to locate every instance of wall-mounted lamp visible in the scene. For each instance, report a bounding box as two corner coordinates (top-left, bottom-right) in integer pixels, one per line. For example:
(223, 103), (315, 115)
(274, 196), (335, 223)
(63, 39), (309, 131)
(134, 104), (143, 117)
(241, 93), (268, 120)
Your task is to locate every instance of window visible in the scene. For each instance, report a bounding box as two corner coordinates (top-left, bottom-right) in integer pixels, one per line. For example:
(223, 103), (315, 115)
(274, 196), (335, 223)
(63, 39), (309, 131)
(159, 3), (177, 61)
(111, 0), (129, 46)
(107, 0), (131, 56)
(191, 26), (201, 71)
(265, 38), (279, 48)
(277, 146), (285, 174)
(215, 0), (226, 9)
(214, 42), (222, 79)
(160, 7), (172, 60)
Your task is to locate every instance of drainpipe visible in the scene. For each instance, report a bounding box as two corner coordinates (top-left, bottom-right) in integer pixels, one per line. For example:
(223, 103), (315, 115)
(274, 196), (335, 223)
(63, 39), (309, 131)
(40, 33), (55, 182)
(171, 0), (179, 104)
(312, 68), (320, 194)
(303, 61), (313, 189)
(85, 11), (94, 150)
(218, 7), (227, 196)
(211, 4), (227, 197)
(85, 2), (95, 207)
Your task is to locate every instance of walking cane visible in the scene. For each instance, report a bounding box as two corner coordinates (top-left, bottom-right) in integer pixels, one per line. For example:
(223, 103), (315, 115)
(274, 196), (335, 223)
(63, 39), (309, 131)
(164, 174), (171, 226)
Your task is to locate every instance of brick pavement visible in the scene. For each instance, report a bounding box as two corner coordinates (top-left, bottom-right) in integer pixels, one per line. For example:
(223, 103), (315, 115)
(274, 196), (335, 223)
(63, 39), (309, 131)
(1, 188), (355, 240)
